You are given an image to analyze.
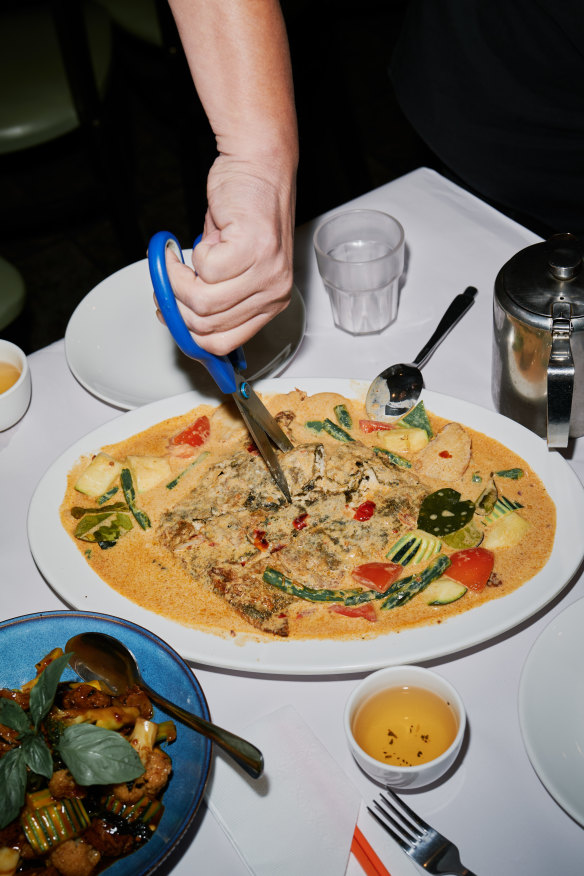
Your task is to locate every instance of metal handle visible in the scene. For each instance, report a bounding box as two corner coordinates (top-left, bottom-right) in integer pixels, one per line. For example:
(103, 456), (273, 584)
(413, 287), (477, 369)
(547, 300), (574, 448)
(145, 681), (264, 779)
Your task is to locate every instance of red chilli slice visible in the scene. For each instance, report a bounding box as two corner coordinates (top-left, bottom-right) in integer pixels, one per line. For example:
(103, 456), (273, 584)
(353, 501), (376, 521)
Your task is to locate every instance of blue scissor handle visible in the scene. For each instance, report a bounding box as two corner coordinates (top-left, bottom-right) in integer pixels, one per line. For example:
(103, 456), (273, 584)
(148, 230), (247, 394)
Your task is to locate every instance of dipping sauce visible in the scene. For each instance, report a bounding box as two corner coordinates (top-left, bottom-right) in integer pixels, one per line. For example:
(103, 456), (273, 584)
(0, 361), (21, 393)
(352, 685), (458, 766)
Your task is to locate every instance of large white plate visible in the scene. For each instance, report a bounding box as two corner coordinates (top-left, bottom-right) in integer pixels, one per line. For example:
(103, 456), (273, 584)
(28, 378), (584, 675)
(518, 597), (584, 827)
(65, 253), (306, 409)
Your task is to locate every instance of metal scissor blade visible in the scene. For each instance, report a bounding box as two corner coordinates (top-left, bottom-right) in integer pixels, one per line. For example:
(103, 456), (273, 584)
(232, 373), (293, 452)
(233, 397), (292, 503)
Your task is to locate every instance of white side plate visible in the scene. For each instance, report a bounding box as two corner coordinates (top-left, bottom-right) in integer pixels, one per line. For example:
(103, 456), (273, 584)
(65, 253), (306, 409)
(519, 596), (584, 827)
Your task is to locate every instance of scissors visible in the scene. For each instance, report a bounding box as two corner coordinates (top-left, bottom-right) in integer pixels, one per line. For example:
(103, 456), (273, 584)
(147, 231), (293, 502)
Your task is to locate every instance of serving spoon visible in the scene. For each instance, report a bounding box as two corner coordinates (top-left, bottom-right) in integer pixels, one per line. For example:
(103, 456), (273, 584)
(66, 632), (264, 779)
(365, 286), (477, 421)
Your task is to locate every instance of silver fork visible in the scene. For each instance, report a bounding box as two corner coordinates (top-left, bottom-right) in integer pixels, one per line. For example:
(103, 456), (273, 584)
(368, 787), (478, 876)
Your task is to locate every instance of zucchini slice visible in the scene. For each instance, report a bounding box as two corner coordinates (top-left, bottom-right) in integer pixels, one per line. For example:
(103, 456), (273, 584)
(481, 496), (523, 526)
(424, 577), (468, 605)
(21, 799), (90, 854)
(386, 530), (442, 566)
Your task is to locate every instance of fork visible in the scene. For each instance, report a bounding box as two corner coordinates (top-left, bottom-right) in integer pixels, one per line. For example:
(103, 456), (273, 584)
(367, 787), (478, 876)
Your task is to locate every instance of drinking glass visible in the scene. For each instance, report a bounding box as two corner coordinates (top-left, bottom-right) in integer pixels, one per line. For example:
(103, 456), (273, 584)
(313, 209), (405, 334)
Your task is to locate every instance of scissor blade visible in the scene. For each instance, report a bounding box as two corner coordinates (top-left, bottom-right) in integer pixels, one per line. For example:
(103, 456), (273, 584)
(232, 374), (293, 452)
(233, 397), (292, 503)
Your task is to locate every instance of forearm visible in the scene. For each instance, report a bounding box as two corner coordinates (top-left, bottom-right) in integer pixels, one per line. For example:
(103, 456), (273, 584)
(167, 0), (298, 177)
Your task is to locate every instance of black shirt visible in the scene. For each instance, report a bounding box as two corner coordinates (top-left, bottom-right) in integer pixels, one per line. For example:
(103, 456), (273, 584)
(390, 1), (584, 232)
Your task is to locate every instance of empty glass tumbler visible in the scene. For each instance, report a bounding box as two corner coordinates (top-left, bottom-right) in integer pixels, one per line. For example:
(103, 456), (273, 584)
(313, 209), (405, 335)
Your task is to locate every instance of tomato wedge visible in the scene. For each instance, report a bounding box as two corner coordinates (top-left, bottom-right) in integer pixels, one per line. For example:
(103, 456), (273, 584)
(330, 603), (377, 622)
(447, 547), (494, 592)
(351, 562), (402, 593)
(359, 419), (396, 434)
(171, 415), (210, 448)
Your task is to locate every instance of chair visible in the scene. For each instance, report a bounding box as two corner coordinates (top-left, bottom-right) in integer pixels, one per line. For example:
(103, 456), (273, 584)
(0, 258), (26, 333)
(0, 0), (145, 261)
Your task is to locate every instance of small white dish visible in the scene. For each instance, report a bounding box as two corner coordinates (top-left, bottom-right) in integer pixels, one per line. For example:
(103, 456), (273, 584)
(0, 339), (31, 430)
(519, 596), (584, 826)
(65, 253), (306, 409)
(345, 665), (466, 789)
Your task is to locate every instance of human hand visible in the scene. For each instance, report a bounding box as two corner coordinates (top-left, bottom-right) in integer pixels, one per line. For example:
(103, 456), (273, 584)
(158, 152), (296, 357)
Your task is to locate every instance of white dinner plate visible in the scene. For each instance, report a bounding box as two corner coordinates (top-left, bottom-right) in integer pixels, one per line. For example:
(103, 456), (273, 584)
(518, 596), (584, 826)
(65, 252), (306, 409)
(28, 378), (584, 675)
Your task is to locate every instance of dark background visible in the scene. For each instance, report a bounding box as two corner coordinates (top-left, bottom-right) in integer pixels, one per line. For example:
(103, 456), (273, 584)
(1, 0), (438, 355)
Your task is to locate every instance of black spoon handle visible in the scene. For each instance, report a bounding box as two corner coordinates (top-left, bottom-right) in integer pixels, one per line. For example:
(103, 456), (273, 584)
(413, 286), (477, 369)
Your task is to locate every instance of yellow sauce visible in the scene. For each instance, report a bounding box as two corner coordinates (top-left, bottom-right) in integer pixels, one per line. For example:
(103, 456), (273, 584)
(0, 361), (20, 393)
(60, 390), (557, 642)
(352, 685), (458, 766)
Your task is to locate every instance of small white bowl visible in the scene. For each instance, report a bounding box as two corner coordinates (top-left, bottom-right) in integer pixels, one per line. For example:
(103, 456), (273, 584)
(344, 665), (466, 789)
(0, 339), (31, 430)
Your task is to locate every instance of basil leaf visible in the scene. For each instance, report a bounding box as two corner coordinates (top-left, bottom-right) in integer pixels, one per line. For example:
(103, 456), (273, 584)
(57, 724), (144, 785)
(0, 747), (27, 829)
(29, 652), (72, 730)
(0, 698), (29, 734)
(21, 734), (53, 779)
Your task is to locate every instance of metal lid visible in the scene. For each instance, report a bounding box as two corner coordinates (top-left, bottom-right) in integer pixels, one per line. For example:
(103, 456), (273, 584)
(496, 233), (584, 327)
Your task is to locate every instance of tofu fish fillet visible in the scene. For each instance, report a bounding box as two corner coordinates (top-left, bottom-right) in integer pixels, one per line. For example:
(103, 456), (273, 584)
(414, 422), (472, 481)
(157, 440), (429, 636)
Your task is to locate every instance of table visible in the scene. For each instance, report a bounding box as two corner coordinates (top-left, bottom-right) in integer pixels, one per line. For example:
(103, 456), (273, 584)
(2, 168), (583, 875)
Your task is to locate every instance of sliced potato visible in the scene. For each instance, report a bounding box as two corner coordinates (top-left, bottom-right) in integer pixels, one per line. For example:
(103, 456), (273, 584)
(126, 455), (172, 493)
(375, 427), (428, 453)
(75, 453), (122, 498)
(482, 512), (531, 550)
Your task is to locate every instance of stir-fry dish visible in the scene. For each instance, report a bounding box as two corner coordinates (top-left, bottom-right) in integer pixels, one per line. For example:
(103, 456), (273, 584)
(0, 648), (175, 875)
(61, 390), (556, 640)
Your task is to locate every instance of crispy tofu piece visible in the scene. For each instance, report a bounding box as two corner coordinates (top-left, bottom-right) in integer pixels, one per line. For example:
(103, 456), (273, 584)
(414, 422), (471, 482)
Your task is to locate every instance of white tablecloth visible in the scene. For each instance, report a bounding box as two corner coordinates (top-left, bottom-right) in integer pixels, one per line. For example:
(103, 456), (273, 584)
(2, 168), (583, 875)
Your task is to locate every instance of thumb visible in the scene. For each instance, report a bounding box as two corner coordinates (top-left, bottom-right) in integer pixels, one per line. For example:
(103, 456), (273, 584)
(193, 230), (250, 284)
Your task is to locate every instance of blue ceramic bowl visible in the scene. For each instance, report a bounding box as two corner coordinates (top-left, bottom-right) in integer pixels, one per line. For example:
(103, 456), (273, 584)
(0, 610), (212, 875)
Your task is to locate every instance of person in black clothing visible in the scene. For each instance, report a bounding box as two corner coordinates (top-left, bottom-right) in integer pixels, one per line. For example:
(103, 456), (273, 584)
(390, 0), (584, 235)
(167, 0), (582, 344)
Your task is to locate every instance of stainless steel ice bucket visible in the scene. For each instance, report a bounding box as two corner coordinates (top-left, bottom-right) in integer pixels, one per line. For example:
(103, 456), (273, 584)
(492, 233), (584, 448)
